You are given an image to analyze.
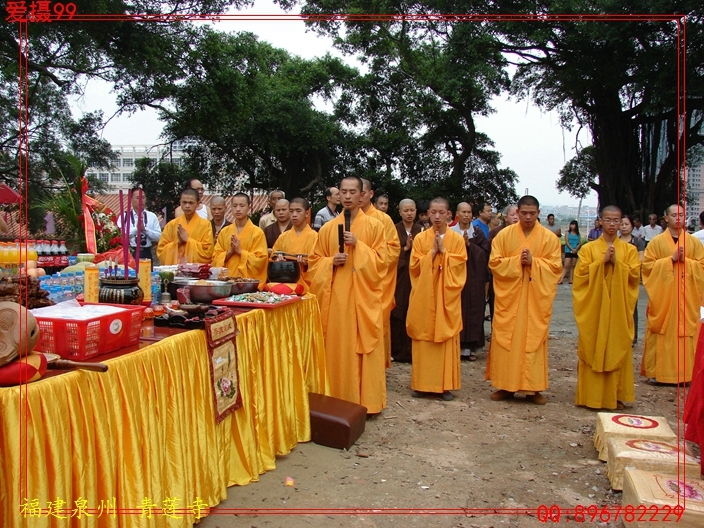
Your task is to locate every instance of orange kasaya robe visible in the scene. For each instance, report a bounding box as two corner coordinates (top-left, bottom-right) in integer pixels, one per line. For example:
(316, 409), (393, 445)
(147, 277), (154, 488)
(486, 223), (562, 393)
(212, 219), (268, 284)
(156, 214), (213, 265)
(271, 224), (319, 292)
(365, 207), (401, 368)
(641, 230), (704, 383)
(308, 209), (388, 413)
(572, 237), (641, 409)
(406, 229), (467, 393)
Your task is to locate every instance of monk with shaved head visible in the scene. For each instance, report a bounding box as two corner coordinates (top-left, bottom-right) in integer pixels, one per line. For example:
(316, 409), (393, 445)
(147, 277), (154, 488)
(210, 196), (231, 239)
(406, 197), (467, 400)
(572, 205), (641, 409)
(641, 204), (704, 385)
(450, 202), (491, 361)
(391, 198), (422, 362)
(486, 195), (562, 405)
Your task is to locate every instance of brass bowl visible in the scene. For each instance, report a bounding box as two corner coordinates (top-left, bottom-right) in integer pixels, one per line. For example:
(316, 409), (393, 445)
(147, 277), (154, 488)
(185, 280), (233, 303)
(230, 280), (260, 294)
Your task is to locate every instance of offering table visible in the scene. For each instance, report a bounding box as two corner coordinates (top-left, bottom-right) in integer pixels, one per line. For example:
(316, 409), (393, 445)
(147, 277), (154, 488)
(0, 296), (328, 527)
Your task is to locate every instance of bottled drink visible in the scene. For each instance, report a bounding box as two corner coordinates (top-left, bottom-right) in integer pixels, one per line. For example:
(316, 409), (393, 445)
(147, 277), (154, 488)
(50, 241), (60, 272)
(49, 286), (62, 303)
(0, 242), (8, 277)
(151, 272), (161, 306)
(10, 240), (19, 276)
(63, 285), (74, 302)
(74, 271), (85, 296)
(28, 240), (38, 263)
(59, 240), (69, 269)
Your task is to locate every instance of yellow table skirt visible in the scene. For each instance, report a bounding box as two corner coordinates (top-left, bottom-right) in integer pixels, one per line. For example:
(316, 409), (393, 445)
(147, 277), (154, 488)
(0, 296), (328, 527)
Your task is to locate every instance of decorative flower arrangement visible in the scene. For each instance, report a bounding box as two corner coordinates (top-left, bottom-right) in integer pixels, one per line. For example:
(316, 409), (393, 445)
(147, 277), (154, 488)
(92, 207), (122, 253)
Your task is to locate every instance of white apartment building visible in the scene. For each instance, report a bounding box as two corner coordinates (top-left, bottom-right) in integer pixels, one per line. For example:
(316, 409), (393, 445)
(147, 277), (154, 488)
(687, 164), (704, 220)
(85, 141), (190, 190)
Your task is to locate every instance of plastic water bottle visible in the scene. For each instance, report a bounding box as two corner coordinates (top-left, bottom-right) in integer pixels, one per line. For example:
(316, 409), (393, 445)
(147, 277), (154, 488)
(63, 285), (74, 302)
(74, 271), (84, 296)
(49, 286), (62, 303)
(66, 272), (75, 293)
(151, 272), (161, 305)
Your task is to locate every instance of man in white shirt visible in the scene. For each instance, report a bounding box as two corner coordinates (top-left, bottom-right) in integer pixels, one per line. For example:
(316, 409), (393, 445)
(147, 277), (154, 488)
(313, 187), (340, 230)
(631, 216), (645, 239)
(258, 190), (285, 230)
(117, 188), (162, 267)
(175, 179), (212, 220)
(643, 213), (664, 247)
(692, 211), (704, 243)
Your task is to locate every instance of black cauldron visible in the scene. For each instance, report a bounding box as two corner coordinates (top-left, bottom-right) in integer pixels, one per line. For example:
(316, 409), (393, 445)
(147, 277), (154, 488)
(267, 261), (300, 283)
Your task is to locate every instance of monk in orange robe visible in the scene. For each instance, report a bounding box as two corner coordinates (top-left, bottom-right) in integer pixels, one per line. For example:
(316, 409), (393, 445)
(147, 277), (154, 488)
(271, 198), (319, 292)
(572, 206), (641, 410)
(486, 195), (562, 405)
(641, 204), (704, 384)
(406, 197), (467, 401)
(308, 176), (387, 414)
(360, 179), (401, 368)
(157, 188), (213, 265)
(212, 192), (268, 284)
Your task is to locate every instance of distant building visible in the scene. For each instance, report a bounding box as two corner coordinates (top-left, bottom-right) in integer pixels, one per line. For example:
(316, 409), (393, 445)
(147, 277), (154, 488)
(687, 164), (704, 220)
(85, 141), (191, 190)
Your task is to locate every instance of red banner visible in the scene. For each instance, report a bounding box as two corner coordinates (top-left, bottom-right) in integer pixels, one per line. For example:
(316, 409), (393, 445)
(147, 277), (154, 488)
(81, 176), (100, 254)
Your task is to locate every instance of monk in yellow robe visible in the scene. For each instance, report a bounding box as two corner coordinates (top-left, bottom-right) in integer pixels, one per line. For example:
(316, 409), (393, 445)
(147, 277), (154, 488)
(212, 192), (268, 284)
(641, 204), (704, 384)
(271, 197), (319, 292)
(308, 176), (387, 413)
(157, 188), (213, 265)
(572, 206), (641, 410)
(486, 195), (562, 405)
(360, 179), (401, 368)
(406, 197), (467, 401)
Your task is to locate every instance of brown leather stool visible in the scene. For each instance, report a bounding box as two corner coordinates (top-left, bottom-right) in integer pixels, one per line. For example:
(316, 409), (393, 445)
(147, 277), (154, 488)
(308, 393), (367, 450)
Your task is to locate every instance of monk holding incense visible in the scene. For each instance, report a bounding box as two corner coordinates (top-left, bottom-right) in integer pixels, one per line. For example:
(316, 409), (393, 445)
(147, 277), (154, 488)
(212, 192), (268, 284)
(308, 176), (387, 414)
(271, 198), (318, 292)
(641, 204), (704, 384)
(157, 188), (213, 265)
(360, 179), (401, 368)
(407, 197), (467, 401)
(572, 206), (641, 410)
(486, 195), (562, 405)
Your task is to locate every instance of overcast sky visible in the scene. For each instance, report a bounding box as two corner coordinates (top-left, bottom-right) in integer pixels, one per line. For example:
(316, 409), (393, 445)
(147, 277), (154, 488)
(70, 1), (598, 207)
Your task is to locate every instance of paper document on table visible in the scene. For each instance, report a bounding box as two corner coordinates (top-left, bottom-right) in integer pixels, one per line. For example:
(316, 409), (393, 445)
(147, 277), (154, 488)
(31, 300), (128, 320)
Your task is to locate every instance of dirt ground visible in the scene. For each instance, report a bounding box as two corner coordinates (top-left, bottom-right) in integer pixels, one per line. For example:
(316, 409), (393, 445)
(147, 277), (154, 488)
(200, 285), (692, 528)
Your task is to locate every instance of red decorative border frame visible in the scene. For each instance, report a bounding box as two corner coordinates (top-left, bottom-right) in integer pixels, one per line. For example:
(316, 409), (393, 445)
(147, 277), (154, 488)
(10, 5), (689, 520)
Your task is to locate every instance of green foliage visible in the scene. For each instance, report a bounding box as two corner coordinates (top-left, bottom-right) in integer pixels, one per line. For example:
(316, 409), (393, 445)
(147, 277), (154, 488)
(160, 29), (359, 200)
(557, 146), (598, 199)
(0, 1), (246, 232)
(495, 0), (704, 214)
(284, 0), (518, 208)
(128, 158), (202, 218)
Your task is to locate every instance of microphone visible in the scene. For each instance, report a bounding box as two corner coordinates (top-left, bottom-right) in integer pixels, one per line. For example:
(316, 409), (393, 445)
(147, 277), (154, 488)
(338, 224), (345, 254)
(344, 209), (351, 233)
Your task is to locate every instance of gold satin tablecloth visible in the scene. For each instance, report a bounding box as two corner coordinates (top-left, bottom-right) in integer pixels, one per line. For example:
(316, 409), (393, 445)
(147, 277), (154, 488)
(0, 296), (328, 527)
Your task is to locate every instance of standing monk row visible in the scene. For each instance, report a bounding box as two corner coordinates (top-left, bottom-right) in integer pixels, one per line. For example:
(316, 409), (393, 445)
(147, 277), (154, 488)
(360, 179), (401, 368)
(406, 198), (467, 401)
(572, 206), (641, 410)
(308, 177), (388, 414)
(157, 188), (214, 265)
(641, 204), (704, 384)
(486, 196), (562, 405)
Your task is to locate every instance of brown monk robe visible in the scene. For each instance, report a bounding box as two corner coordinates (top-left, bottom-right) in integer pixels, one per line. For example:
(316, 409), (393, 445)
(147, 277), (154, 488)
(450, 202), (491, 360)
(391, 199), (422, 363)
